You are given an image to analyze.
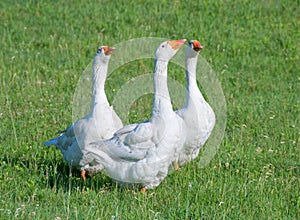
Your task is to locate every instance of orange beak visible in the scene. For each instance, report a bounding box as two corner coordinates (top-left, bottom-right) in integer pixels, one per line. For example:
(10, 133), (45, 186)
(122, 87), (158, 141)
(192, 40), (203, 52)
(168, 39), (186, 50)
(103, 46), (116, 55)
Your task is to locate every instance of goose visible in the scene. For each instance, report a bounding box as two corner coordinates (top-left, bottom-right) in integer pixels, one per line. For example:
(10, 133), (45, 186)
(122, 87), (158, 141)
(175, 40), (215, 167)
(81, 39), (186, 191)
(44, 46), (123, 179)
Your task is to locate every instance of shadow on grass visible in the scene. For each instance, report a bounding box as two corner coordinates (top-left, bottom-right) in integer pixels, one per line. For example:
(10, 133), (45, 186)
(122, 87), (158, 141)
(42, 160), (121, 194)
(1, 152), (142, 194)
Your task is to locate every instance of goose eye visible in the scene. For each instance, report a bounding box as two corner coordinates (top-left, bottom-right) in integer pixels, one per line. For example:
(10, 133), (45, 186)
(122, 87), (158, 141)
(162, 45), (165, 48)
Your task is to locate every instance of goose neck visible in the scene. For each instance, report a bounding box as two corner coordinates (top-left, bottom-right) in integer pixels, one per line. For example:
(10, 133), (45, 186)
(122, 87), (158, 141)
(152, 59), (172, 115)
(90, 60), (109, 114)
(185, 56), (198, 88)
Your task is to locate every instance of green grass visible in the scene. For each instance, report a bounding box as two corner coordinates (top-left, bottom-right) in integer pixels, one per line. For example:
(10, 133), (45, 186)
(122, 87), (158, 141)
(0, 0), (299, 219)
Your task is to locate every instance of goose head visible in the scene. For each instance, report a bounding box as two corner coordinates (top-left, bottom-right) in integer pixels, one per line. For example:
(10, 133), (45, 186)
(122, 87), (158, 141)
(186, 40), (203, 58)
(155, 39), (186, 61)
(94, 46), (116, 63)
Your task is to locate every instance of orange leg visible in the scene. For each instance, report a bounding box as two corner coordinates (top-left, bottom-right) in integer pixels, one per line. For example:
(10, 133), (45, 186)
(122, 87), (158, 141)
(141, 187), (147, 194)
(81, 170), (86, 181)
(173, 161), (180, 171)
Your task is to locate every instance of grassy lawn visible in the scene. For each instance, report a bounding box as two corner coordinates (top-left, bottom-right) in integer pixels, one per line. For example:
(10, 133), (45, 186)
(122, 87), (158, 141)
(0, 0), (299, 219)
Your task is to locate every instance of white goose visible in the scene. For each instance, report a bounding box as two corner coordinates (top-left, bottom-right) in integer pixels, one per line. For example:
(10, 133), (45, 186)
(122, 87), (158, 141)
(81, 39), (186, 191)
(176, 40), (215, 167)
(44, 46), (123, 179)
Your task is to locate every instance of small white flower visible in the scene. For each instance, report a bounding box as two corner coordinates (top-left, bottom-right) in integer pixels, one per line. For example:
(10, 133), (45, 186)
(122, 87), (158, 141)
(255, 147), (262, 153)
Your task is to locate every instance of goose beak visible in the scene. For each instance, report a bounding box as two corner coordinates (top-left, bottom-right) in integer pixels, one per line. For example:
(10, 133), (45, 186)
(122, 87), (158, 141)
(192, 40), (203, 52)
(168, 39), (187, 50)
(103, 46), (116, 56)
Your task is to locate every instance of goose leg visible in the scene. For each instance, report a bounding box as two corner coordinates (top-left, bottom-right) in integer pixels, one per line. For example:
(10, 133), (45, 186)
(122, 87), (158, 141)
(81, 170), (86, 181)
(172, 161), (180, 171)
(141, 187), (147, 194)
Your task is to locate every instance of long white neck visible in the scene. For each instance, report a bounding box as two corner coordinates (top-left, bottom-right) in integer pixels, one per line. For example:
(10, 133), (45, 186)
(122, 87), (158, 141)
(90, 59), (109, 115)
(185, 54), (204, 106)
(152, 59), (172, 116)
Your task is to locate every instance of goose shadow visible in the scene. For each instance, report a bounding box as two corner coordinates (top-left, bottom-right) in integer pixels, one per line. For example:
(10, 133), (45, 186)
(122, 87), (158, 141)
(1, 153), (132, 194)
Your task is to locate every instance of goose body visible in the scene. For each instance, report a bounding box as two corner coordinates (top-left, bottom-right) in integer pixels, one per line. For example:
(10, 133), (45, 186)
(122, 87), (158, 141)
(44, 46), (123, 176)
(176, 40), (215, 167)
(82, 39), (186, 189)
